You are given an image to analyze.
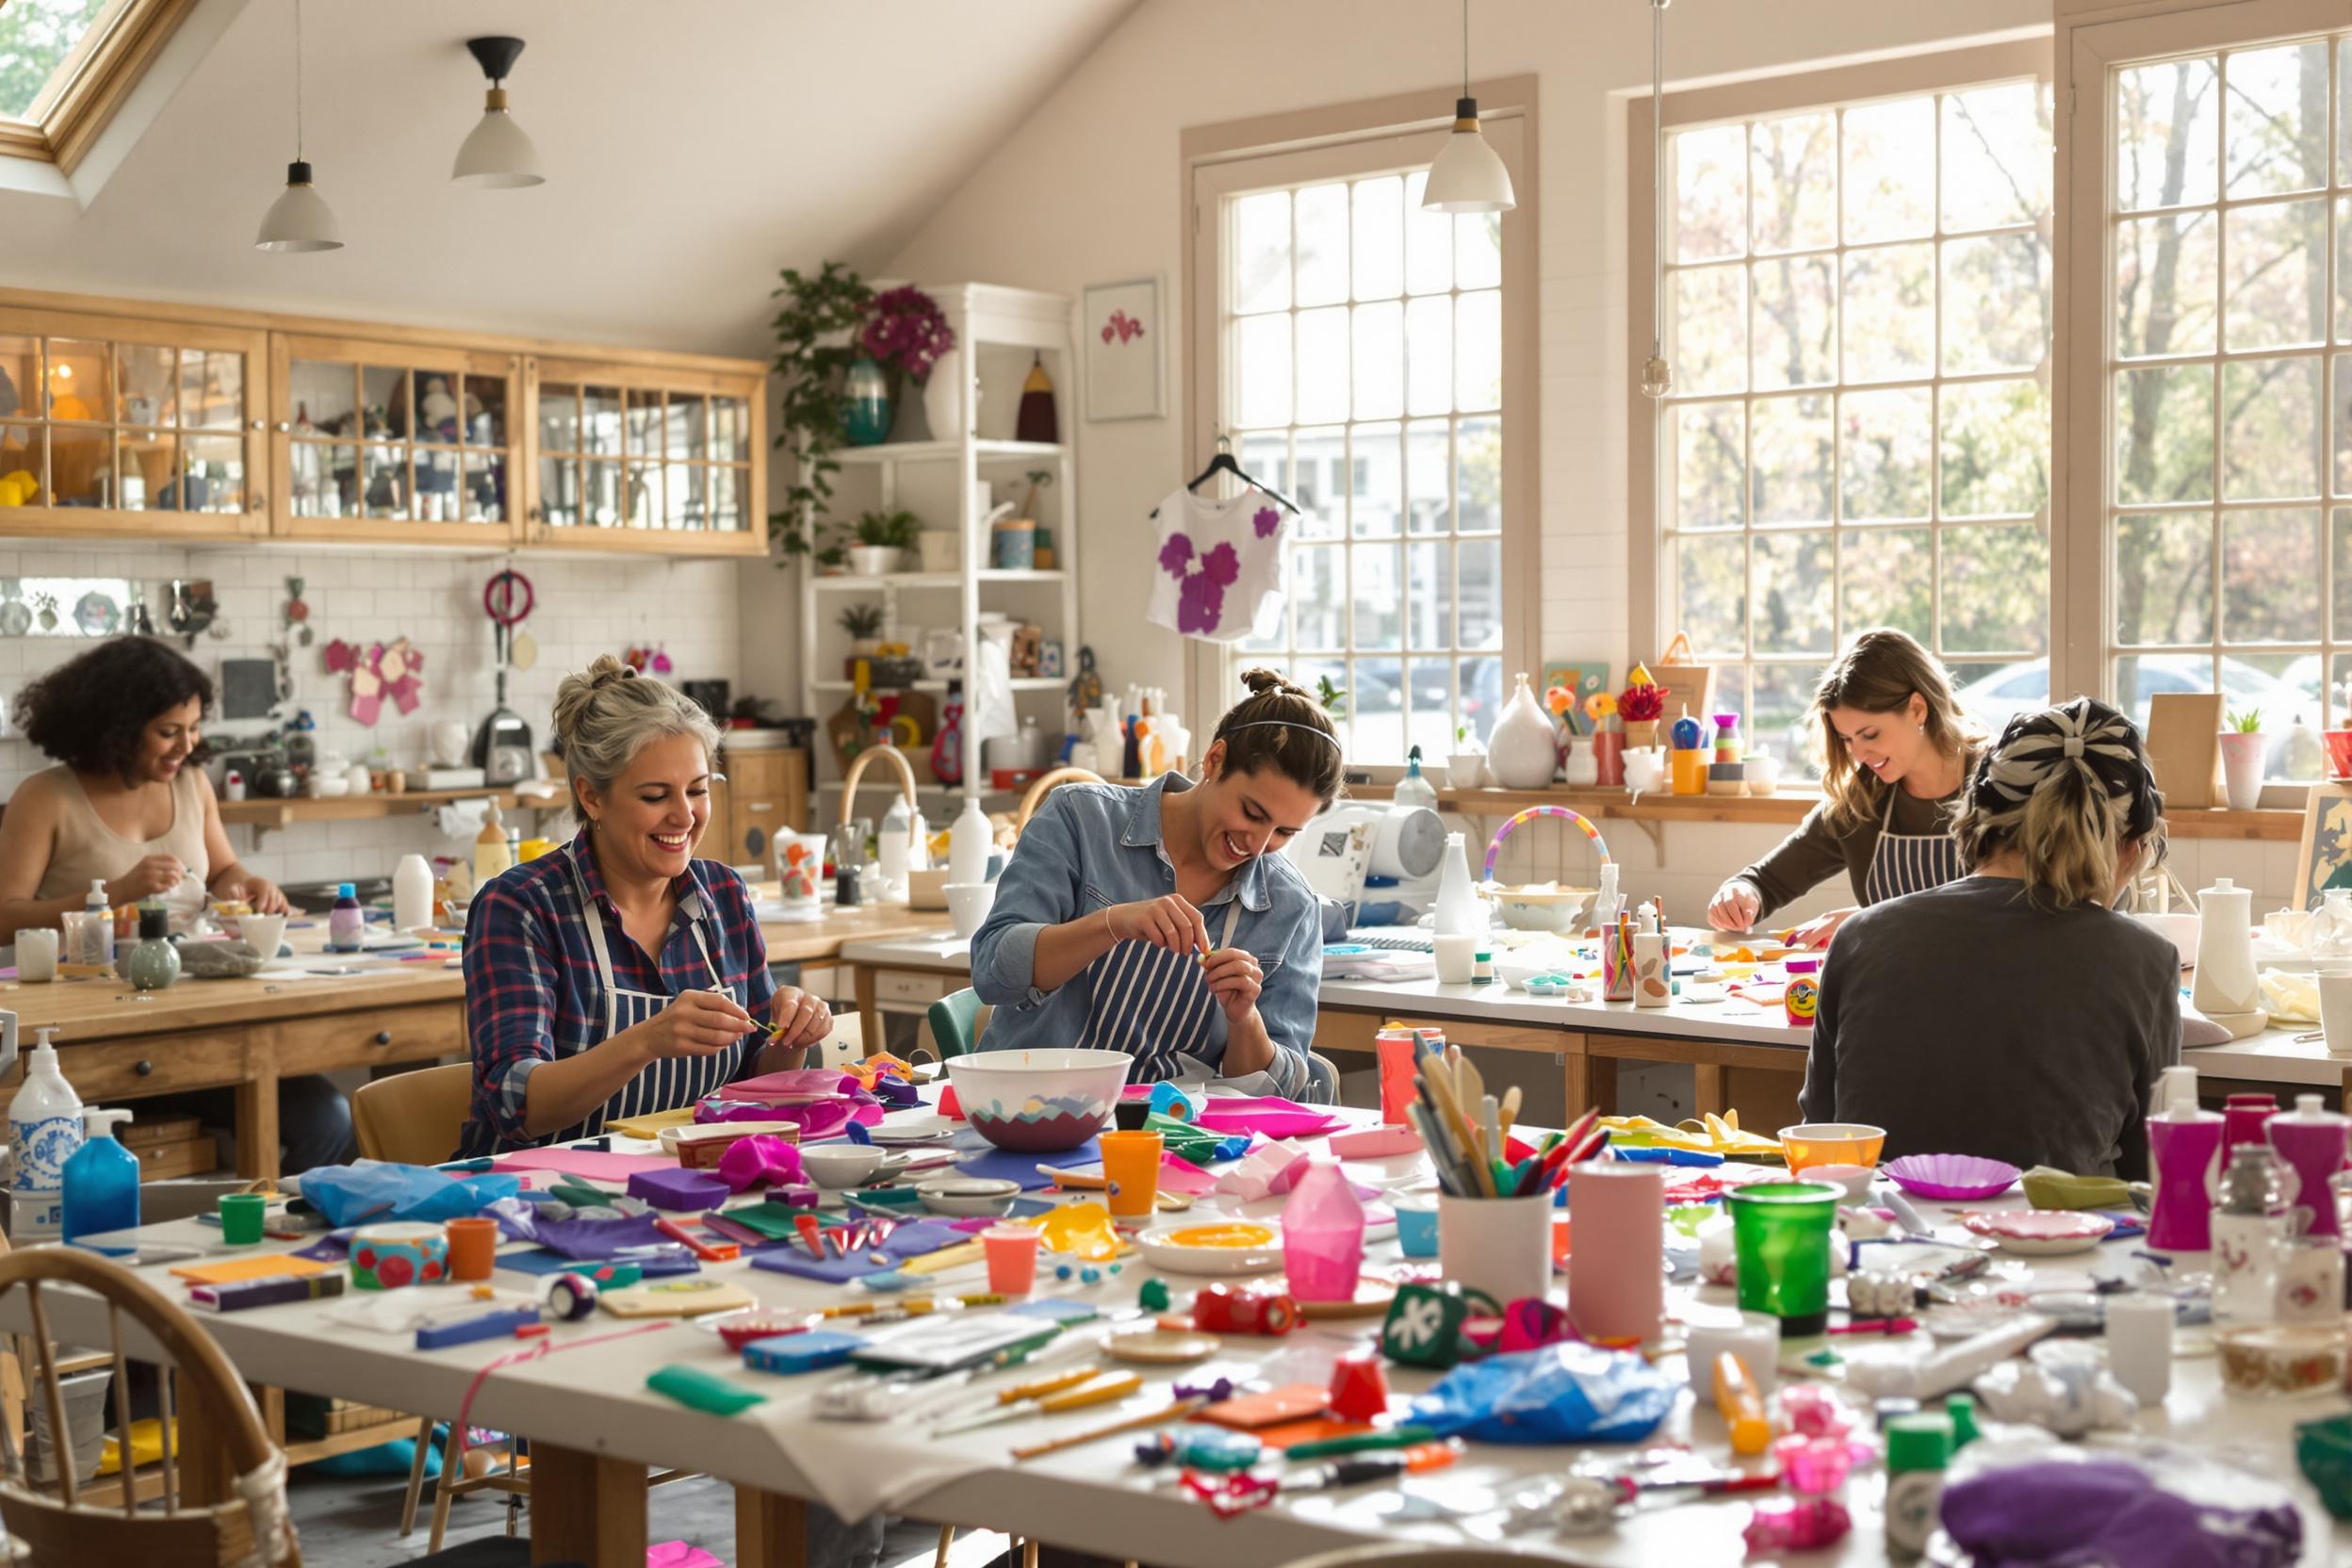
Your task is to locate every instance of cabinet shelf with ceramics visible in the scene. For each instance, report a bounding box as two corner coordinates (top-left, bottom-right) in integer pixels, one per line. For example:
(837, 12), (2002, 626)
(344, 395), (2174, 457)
(522, 354), (766, 557)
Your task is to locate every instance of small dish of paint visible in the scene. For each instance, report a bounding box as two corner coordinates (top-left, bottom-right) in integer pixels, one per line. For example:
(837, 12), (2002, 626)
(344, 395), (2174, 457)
(1135, 1221), (1283, 1277)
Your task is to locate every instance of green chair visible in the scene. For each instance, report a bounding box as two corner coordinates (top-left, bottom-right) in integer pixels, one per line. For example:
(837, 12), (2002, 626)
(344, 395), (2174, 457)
(927, 988), (986, 1058)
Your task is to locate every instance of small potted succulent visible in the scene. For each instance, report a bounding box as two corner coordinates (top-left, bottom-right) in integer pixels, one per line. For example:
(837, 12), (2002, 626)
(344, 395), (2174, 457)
(1449, 722), (1488, 791)
(839, 603), (885, 666)
(846, 509), (919, 576)
(2220, 707), (2265, 810)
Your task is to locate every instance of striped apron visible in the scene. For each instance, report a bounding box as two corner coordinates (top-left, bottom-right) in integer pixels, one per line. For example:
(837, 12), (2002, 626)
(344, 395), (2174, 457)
(1860, 788), (1962, 906)
(1082, 899), (1244, 1083)
(552, 855), (748, 1144)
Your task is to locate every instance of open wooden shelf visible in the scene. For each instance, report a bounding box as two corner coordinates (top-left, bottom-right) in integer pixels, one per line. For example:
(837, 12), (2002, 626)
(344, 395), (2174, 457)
(218, 785), (567, 836)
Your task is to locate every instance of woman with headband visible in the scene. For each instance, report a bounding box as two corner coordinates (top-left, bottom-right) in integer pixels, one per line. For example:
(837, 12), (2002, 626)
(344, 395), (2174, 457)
(1802, 697), (2180, 1177)
(971, 668), (1344, 1099)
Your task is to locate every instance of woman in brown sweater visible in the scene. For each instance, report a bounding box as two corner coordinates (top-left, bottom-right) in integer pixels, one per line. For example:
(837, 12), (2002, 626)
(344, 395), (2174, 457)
(1707, 629), (1983, 949)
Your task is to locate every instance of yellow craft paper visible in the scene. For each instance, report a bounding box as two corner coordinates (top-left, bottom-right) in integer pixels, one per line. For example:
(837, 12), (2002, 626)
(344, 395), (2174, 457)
(99, 1417), (172, 1477)
(604, 1106), (699, 1139)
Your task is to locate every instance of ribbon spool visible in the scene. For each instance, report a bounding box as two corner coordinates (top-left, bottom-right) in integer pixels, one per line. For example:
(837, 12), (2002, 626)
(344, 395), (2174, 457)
(1480, 806), (1612, 881)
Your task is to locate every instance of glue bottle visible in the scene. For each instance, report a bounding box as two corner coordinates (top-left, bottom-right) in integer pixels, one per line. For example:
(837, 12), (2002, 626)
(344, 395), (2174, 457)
(2147, 1065), (2224, 1254)
(9, 1029), (80, 1243)
(1433, 832), (1483, 939)
(474, 798), (514, 887)
(326, 882), (366, 953)
(949, 797), (992, 887)
(60, 1107), (137, 1245)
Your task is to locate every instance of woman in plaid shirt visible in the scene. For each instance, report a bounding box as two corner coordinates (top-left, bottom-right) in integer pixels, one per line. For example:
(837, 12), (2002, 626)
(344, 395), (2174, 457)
(455, 657), (834, 1156)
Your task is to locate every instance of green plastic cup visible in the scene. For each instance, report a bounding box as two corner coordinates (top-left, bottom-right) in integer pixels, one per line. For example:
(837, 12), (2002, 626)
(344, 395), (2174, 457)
(219, 1192), (266, 1247)
(1725, 1180), (1840, 1335)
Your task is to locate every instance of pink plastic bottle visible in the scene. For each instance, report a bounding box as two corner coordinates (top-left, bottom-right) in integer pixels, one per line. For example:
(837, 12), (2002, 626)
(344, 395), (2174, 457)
(2148, 1066), (2224, 1254)
(1281, 1159), (1364, 1303)
(2224, 1093), (2280, 1157)
(2267, 1094), (2348, 1239)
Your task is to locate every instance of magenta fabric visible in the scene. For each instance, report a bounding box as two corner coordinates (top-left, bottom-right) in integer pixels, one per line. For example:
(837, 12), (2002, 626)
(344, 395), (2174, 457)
(1192, 1097), (1345, 1140)
(647, 1544), (725, 1568)
(716, 1135), (805, 1194)
(694, 1098), (881, 1139)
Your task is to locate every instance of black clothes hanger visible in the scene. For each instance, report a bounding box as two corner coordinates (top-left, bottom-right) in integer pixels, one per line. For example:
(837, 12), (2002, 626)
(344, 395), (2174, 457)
(1151, 434), (1302, 518)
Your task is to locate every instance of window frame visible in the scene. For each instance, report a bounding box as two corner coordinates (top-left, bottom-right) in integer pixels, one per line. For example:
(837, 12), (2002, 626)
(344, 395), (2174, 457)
(0, 0), (197, 173)
(1182, 78), (1540, 774)
(1628, 38), (2060, 757)
(2063, 0), (2352, 803)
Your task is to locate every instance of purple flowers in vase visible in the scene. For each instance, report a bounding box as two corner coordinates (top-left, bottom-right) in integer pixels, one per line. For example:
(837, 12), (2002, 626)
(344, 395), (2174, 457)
(859, 286), (957, 385)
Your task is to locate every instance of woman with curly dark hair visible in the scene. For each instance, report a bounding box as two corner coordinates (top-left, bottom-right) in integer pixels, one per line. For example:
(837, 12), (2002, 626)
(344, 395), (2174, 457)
(0, 636), (286, 941)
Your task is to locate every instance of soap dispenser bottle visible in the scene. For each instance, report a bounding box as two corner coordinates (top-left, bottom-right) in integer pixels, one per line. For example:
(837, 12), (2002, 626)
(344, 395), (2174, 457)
(2148, 1065), (2224, 1253)
(1394, 746), (1439, 811)
(9, 1028), (81, 1243)
(2267, 1093), (2349, 1238)
(126, 902), (179, 991)
(60, 1107), (138, 1245)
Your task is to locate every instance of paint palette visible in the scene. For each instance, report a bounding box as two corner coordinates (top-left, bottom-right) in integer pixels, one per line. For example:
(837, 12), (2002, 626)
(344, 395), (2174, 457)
(1135, 1221), (1284, 1277)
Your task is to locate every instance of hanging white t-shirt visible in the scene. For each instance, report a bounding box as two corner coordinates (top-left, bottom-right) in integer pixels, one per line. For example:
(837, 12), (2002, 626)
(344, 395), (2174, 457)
(1145, 487), (1288, 644)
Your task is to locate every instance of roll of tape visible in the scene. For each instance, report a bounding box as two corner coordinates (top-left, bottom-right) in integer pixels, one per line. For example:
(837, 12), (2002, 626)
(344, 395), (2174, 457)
(542, 1271), (599, 1321)
(351, 1222), (450, 1290)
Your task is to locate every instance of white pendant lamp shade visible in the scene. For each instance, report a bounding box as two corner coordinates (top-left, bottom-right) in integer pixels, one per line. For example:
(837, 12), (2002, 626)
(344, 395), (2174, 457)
(452, 89), (544, 188)
(255, 160), (341, 253)
(1423, 96), (1515, 213)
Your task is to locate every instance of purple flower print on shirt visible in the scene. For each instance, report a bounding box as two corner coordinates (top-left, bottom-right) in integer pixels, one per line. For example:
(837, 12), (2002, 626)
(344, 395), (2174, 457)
(1253, 506), (1280, 539)
(1161, 532), (1242, 635)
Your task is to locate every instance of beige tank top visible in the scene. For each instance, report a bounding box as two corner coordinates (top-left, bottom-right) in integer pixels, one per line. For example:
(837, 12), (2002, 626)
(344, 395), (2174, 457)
(34, 764), (210, 903)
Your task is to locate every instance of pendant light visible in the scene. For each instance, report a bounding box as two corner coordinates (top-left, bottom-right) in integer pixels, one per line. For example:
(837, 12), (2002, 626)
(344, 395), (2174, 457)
(1421, 0), (1514, 213)
(254, 0), (340, 253)
(452, 36), (544, 188)
(1639, 0), (1674, 399)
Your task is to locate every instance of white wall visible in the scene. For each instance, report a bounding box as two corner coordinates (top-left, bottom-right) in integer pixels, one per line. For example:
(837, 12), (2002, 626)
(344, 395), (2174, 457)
(0, 542), (741, 890)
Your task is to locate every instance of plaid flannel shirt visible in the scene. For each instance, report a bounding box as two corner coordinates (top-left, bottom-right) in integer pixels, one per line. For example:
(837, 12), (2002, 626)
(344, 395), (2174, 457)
(454, 830), (777, 1157)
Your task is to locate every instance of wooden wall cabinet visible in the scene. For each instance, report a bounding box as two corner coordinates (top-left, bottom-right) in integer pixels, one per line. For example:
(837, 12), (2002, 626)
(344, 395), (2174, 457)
(0, 288), (768, 558)
(707, 746), (809, 870)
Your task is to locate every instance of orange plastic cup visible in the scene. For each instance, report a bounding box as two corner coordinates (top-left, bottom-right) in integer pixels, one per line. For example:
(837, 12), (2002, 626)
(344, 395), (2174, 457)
(981, 1225), (1043, 1294)
(1101, 1129), (1164, 1218)
(445, 1217), (498, 1282)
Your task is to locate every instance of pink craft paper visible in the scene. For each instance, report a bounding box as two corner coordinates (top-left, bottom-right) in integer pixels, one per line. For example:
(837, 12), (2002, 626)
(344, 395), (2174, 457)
(647, 1544), (724, 1568)
(491, 1148), (679, 1184)
(725, 1068), (863, 1099)
(1192, 1097), (1345, 1140)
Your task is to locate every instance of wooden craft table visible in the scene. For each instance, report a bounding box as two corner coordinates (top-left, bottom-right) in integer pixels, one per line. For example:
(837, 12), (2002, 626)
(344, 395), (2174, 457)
(0, 899), (940, 1187)
(8, 1099), (2345, 1567)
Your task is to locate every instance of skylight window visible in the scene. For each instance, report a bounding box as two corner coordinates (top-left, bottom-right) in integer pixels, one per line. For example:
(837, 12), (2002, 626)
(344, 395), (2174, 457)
(0, 0), (192, 171)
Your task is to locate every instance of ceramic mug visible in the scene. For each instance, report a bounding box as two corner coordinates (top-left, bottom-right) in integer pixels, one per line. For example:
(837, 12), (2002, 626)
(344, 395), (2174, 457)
(946, 882), (996, 940)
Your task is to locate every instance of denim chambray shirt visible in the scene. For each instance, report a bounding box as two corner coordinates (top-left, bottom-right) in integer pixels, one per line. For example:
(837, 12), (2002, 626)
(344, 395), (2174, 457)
(969, 775), (1322, 1097)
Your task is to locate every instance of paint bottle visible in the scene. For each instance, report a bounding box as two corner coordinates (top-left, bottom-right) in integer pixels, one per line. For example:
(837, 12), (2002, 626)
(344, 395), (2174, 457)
(1433, 832), (1483, 939)
(2266, 1094), (2348, 1239)
(9, 1029), (80, 1244)
(327, 882), (366, 954)
(394, 853), (434, 935)
(474, 799), (514, 888)
(60, 1107), (138, 1245)
(949, 798), (993, 888)
(2147, 1065), (2223, 1254)
(1883, 1414), (1954, 1559)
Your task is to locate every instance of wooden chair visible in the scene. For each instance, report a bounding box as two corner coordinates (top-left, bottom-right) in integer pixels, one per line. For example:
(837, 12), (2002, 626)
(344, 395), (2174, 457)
(925, 988), (989, 1058)
(350, 1062), (474, 1167)
(0, 1247), (302, 1565)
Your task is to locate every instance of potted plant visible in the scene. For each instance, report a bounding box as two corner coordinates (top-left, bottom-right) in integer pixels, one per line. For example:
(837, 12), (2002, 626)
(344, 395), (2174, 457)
(860, 286), (957, 444)
(839, 603), (886, 665)
(2221, 707), (2266, 810)
(847, 509), (919, 576)
(1448, 723), (1487, 790)
(1619, 678), (1669, 752)
(769, 260), (873, 566)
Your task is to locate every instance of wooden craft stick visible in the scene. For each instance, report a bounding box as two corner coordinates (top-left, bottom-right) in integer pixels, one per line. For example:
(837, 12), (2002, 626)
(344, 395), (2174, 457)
(1011, 1395), (1206, 1462)
(1498, 1086), (1522, 1138)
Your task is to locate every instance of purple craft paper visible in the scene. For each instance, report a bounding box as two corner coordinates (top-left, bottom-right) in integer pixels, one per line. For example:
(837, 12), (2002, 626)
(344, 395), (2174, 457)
(954, 1133), (1101, 1190)
(483, 1199), (673, 1261)
(717, 1135), (805, 1194)
(628, 1168), (732, 1211)
(748, 1219), (968, 1282)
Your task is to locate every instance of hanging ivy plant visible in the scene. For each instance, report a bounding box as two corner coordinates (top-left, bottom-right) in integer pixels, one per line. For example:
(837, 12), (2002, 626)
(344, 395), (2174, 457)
(768, 260), (874, 564)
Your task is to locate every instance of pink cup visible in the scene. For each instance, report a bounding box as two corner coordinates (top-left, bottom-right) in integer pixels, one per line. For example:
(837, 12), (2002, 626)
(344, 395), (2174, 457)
(981, 1225), (1042, 1295)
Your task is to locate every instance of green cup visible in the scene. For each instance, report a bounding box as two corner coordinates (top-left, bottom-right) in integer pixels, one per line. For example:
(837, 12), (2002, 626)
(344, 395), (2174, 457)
(219, 1192), (266, 1247)
(1724, 1180), (1840, 1335)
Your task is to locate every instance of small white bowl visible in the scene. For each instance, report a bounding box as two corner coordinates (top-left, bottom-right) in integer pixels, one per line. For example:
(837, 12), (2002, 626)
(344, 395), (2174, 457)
(915, 1176), (1021, 1217)
(800, 1145), (886, 1188)
(1805, 1163), (1876, 1202)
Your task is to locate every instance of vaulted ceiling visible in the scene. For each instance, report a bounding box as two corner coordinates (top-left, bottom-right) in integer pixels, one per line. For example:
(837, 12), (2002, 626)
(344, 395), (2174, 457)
(0, 0), (1137, 355)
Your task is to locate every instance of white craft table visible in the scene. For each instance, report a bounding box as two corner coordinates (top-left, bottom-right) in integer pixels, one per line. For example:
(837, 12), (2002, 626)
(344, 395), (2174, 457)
(841, 933), (2352, 1125)
(13, 1101), (2350, 1568)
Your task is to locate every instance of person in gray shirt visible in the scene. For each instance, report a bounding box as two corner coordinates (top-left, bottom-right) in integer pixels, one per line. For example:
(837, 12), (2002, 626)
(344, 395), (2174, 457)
(1804, 697), (2180, 1180)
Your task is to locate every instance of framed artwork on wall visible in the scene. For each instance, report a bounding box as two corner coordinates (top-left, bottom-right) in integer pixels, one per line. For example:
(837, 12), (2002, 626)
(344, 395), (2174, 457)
(2295, 782), (2352, 912)
(1083, 277), (1164, 421)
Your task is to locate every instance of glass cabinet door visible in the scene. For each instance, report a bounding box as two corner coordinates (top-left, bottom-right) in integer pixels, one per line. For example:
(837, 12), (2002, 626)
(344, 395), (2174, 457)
(0, 315), (262, 536)
(529, 358), (761, 551)
(276, 335), (520, 542)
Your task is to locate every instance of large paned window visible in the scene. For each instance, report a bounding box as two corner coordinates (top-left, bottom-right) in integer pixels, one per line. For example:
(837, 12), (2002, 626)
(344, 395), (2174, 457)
(1658, 77), (2055, 765)
(2101, 34), (2352, 779)
(1188, 101), (1535, 768)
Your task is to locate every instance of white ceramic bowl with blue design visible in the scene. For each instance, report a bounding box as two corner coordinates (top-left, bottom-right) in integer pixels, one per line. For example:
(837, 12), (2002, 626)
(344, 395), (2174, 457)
(946, 1048), (1133, 1153)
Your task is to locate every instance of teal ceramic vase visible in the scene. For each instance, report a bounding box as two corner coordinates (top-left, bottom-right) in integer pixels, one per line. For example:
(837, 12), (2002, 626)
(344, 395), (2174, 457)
(841, 358), (892, 447)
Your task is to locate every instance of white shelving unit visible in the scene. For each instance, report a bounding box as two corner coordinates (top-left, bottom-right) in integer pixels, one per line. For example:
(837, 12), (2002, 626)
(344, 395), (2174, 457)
(799, 282), (1081, 815)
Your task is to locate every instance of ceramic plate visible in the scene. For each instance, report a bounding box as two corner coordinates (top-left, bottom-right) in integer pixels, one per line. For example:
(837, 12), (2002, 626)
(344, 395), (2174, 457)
(867, 1121), (957, 1146)
(1961, 1210), (2114, 1256)
(1135, 1221), (1284, 1276)
(0, 601), (29, 637)
(1102, 1328), (1222, 1364)
(72, 591), (118, 637)
(1882, 1152), (2022, 1202)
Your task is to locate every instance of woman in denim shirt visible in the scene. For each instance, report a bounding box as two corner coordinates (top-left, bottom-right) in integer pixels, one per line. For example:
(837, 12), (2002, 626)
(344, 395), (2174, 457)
(972, 670), (1342, 1100)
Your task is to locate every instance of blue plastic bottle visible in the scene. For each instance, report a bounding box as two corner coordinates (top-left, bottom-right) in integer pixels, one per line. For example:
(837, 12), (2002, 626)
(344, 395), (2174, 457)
(327, 881), (365, 953)
(60, 1108), (139, 1245)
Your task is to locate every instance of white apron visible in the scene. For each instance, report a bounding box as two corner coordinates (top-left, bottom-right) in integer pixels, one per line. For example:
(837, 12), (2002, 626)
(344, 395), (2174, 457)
(1083, 899), (1279, 1091)
(552, 855), (748, 1145)
(1860, 788), (1963, 906)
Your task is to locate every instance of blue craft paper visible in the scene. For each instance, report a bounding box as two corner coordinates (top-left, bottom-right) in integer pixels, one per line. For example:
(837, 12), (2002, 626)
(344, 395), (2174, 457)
(748, 1219), (969, 1282)
(952, 1133), (1100, 1189)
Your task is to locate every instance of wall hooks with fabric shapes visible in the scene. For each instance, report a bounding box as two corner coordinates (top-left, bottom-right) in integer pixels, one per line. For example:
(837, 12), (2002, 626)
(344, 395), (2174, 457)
(332, 636), (427, 727)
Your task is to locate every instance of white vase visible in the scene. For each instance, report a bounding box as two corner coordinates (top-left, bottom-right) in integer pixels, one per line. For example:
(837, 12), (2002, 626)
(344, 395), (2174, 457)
(923, 351), (968, 440)
(847, 546), (903, 577)
(1487, 672), (1560, 790)
(2218, 731), (2264, 810)
(1561, 736), (1599, 787)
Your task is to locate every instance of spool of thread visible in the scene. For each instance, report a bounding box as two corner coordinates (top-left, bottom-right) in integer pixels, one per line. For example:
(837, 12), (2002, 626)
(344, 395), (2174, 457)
(542, 1271), (600, 1321)
(1567, 1161), (1664, 1342)
(351, 1222), (449, 1290)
